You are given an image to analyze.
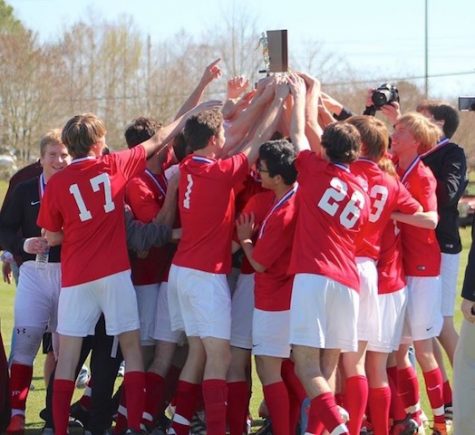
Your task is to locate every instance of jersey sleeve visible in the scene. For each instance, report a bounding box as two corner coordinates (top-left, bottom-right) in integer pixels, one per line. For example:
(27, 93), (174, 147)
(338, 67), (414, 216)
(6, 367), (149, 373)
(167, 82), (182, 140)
(0, 183), (26, 254)
(395, 179), (422, 214)
(37, 183), (63, 232)
(219, 153), (249, 186)
(415, 169), (438, 212)
(253, 206), (295, 270)
(436, 146), (467, 208)
(110, 145), (147, 181)
(126, 177), (161, 222)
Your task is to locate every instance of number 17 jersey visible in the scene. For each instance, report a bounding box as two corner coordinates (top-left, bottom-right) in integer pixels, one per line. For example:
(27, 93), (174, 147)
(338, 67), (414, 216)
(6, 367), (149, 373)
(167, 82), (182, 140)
(37, 146), (146, 287)
(289, 150), (369, 291)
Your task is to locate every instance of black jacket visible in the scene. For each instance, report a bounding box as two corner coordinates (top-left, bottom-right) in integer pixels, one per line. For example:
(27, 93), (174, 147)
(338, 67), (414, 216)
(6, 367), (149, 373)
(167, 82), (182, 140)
(421, 141), (467, 254)
(0, 176), (61, 263)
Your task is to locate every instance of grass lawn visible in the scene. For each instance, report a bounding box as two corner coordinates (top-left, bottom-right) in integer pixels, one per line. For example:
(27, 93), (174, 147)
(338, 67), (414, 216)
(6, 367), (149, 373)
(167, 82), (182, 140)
(0, 166), (470, 432)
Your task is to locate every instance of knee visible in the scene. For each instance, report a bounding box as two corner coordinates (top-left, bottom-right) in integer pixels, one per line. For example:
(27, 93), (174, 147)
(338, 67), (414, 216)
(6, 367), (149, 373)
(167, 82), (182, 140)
(11, 326), (44, 365)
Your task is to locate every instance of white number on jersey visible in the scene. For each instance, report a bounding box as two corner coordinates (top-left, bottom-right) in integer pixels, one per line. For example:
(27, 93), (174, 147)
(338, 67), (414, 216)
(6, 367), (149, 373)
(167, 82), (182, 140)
(183, 174), (193, 209)
(318, 177), (365, 229)
(368, 184), (389, 223)
(69, 173), (116, 222)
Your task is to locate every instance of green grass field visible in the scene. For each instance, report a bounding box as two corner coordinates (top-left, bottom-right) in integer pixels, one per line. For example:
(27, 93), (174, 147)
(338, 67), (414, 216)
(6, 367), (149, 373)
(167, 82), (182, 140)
(0, 174), (470, 432)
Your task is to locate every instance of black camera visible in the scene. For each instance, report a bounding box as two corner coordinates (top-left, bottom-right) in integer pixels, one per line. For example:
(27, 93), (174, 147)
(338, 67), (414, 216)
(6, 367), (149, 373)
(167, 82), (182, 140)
(371, 83), (399, 109)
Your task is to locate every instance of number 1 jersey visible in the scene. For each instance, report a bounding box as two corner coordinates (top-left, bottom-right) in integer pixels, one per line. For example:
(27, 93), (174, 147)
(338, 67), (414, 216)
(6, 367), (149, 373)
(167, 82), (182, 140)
(172, 152), (249, 274)
(37, 146), (146, 287)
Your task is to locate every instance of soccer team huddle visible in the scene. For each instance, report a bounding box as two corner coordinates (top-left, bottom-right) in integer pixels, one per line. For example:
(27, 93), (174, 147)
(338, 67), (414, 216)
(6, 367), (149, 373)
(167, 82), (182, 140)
(0, 60), (468, 435)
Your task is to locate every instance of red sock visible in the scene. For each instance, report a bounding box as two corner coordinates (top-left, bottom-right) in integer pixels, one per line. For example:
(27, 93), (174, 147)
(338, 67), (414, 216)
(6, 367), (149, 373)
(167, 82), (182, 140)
(124, 371), (145, 431)
(79, 378), (92, 410)
(161, 364), (181, 412)
(263, 382), (290, 435)
(397, 366), (420, 418)
(142, 372), (165, 427)
(113, 385), (127, 435)
(170, 381), (201, 435)
(423, 368), (445, 424)
(335, 392), (345, 407)
(308, 392), (348, 434)
(202, 379), (228, 435)
(345, 375), (368, 435)
(281, 359), (307, 402)
(227, 381), (249, 435)
(387, 366), (405, 421)
(368, 387), (391, 435)
(9, 363), (33, 414)
(53, 379), (75, 435)
(443, 380), (452, 406)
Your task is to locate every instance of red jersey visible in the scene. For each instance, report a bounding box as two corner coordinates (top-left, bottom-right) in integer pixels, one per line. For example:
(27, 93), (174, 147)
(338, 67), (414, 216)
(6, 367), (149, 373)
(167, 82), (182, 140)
(351, 159), (421, 259)
(173, 153), (249, 273)
(289, 151), (369, 291)
(125, 169), (171, 285)
(236, 177), (270, 275)
(37, 146), (146, 287)
(397, 158), (441, 276)
(252, 186), (297, 311)
(377, 221), (406, 294)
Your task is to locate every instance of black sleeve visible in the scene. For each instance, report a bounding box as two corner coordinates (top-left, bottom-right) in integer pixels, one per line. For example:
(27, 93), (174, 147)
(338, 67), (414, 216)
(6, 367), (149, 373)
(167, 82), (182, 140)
(0, 184), (26, 255)
(436, 147), (467, 208)
(462, 217), (475, 301)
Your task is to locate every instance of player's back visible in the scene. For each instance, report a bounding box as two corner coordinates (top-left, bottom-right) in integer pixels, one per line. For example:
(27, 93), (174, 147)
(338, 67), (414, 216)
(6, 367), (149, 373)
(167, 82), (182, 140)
(289, 150), (369, 290)
(173, 153), (248, 274)
(39, 147), (146, 286)
(352, 159), (420, 259)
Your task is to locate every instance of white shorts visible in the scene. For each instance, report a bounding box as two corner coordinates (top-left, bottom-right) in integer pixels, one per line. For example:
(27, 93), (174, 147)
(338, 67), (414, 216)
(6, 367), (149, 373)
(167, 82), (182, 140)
(367, 288), (408, 353)
(356, 258), (379, 342)
(230, 273), (254, 349)
(134, 283), (159, 345)
(402, 276), (443, 342)
(14, 261), (61, 332)
(152, 282), (184, 344)
(57, 270), (140, 337)
(167, 265), (231, 340)
(252, 308), (290, 358)
(289, 274), (359, 352)
(440, 253), (460, 317)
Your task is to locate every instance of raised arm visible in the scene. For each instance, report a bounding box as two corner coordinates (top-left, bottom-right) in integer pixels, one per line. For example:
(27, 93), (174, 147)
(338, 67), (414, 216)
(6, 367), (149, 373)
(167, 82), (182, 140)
(241, 78), (289, 164)
(174, 59), (222, 120)
(141, 100), (222, 158)
(288, 73), (311, 152)
(390, 210), (438, 229)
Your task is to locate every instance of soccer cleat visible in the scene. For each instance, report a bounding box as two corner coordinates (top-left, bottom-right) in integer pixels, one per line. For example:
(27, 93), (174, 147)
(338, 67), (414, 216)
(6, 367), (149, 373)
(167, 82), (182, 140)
(254, 419), (273, 435)
(444, 404), (453, 421)
(76, 365), (91, 389)
(338, 405), (350, 423)
(69, 400), (89, 427)
(6, 414), (25, 435)
(390, 415), (419, 435)
(431, 422), (448, 435)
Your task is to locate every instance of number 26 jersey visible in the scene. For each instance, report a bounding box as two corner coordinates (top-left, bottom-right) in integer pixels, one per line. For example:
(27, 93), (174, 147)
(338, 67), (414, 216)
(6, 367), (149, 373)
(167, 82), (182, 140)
(289, 150), (370, 291)
(37, 145), (146, 287)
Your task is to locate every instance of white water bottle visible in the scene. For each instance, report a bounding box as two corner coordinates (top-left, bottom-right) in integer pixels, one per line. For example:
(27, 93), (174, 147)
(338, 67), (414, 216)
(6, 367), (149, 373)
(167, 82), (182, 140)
(35, 248), (50, 269)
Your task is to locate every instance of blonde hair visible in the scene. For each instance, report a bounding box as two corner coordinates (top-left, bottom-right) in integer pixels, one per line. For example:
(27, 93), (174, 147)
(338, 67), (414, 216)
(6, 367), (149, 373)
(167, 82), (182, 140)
(40, 129), (63, 157)
(396, 112), (441, 155)
(346, 115), (389, 162)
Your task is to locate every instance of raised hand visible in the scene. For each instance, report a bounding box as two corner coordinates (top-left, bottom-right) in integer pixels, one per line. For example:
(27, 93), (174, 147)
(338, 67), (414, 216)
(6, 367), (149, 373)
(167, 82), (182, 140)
(227, 76), (250, 99)
(236, 213), (255, 242)
(200, 58), (222, 86)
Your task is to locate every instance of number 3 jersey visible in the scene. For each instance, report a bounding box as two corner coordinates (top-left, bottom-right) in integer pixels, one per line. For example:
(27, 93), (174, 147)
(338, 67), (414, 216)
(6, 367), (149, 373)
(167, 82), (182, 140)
(37, 145), (146, 287)
(288, 150), (370, 291)
(172, 152), (249, 274)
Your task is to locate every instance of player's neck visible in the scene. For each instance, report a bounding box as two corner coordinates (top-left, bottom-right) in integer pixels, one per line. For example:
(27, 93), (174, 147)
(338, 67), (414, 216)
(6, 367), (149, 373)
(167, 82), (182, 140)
(397, 152), (418, 170)
(274, 183), (294, 200)
(193, 149), (218, 159)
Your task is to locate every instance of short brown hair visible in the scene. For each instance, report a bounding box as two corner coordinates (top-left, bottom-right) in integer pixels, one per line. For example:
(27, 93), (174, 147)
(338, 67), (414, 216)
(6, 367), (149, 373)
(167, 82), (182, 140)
(183, 109), (223, 151)
(321, 122), (361, 164)
(40, 129), (63, 157)
(396, 112), (441, 155)
(124, 117), (162, 148)
(61, 113), (107, 158)
(416, 99), (459, 138)
(346, 115), (389, 162)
